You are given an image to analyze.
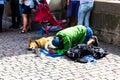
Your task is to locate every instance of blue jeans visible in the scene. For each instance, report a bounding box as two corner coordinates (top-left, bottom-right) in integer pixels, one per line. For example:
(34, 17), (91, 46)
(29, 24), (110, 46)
(78, 2), (94, 27)
(67, 1), (80, 17)
(83, 27), (93, 44)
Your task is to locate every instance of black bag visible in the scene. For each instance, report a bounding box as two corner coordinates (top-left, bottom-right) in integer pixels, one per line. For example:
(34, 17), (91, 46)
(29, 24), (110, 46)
(66, 44), (108, 61)
(90, 46), (108, 59)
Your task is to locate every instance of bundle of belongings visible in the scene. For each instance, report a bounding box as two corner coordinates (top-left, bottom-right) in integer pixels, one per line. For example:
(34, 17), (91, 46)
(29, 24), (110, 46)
(66, 44), (108, 63)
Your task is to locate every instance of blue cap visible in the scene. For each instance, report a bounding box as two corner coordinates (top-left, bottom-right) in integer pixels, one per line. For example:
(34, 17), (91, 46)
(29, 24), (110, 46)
(52, 37), (60, 48)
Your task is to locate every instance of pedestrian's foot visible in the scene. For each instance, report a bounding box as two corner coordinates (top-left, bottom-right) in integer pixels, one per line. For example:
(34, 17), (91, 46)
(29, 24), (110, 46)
(21, 29), (27, 33)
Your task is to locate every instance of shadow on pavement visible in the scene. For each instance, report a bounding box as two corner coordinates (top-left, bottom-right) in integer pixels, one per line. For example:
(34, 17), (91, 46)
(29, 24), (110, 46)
(99, 41), (120, 56)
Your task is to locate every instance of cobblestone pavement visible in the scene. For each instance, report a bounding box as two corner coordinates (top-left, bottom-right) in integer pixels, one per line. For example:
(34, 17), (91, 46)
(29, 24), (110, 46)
(0, 29), (120, 80)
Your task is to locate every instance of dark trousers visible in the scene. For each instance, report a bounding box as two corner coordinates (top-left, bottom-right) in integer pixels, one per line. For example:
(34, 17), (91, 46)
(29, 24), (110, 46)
(0, 4), (4, 32)
(10, 0), (21, 27)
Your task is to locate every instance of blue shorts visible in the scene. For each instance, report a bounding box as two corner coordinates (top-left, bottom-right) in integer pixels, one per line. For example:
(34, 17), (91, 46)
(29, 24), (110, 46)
(22, 5), (32, 14)
(67, 1), (80, 17)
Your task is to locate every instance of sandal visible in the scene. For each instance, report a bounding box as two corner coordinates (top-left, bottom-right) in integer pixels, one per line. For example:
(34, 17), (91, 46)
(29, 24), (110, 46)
(21, 29), (27, 33)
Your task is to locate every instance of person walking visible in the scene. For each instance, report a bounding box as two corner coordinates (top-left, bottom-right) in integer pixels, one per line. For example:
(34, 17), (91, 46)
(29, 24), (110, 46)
(78, 0), (94, 27)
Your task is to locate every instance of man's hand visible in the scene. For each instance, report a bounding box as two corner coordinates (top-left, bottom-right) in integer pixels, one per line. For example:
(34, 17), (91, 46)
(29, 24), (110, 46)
(49, 49), (56, 54)
(87, 39), (95, 46)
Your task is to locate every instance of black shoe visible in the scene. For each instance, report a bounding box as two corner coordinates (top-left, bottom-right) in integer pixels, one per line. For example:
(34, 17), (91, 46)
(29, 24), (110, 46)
(92, 36), (99, 46)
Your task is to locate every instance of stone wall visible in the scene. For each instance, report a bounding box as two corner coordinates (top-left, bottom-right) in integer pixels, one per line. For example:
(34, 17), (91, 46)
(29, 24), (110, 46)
(91, 1), (120, 46)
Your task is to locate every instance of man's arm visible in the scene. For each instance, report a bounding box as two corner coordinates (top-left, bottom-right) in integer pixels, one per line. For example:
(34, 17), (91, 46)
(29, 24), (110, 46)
(87, 39), (95, 46)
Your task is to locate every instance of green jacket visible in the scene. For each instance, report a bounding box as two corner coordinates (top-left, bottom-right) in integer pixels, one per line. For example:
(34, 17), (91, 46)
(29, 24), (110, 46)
(55, 25), (87, 55)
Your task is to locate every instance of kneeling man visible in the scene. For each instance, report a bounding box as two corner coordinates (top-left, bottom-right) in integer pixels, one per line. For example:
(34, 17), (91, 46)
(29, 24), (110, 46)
(49, 25), (99, 55)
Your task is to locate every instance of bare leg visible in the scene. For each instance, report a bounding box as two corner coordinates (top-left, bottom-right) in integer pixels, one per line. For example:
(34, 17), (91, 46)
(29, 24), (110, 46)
(22, 13), (27, 32)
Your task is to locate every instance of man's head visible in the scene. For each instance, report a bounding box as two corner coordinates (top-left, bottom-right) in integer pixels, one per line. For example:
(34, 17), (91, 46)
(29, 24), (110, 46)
(52, 37), (61, 48)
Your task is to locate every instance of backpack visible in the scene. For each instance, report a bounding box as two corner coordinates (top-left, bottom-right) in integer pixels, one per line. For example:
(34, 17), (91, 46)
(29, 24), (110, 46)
(65, 44), (108, 62)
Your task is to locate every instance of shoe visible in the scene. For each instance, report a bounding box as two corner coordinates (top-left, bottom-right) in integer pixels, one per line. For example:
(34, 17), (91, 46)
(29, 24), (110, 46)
(92, 36), (99, 46)
(21, 29), (27, 33)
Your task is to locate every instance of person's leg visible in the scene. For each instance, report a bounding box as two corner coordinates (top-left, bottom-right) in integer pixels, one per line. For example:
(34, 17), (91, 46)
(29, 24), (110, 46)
(22, 13), (28, 32)
(74, 1), (79, 25)
(10, 1), (17, 28)
(16, 0), (21, 28)
(78, 3), (88, 25)
(84, 10), (91, 27)
(84, 2), (94, 27)
(19, 4), (23, 26)
(0, 4), (4, 32)
(66, 1), (72, 27)
(21, 5), (31, 33)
